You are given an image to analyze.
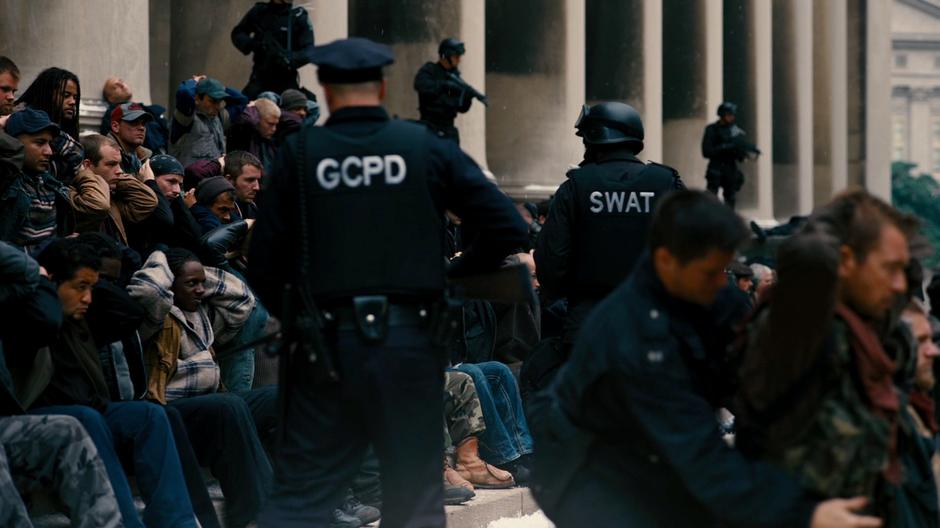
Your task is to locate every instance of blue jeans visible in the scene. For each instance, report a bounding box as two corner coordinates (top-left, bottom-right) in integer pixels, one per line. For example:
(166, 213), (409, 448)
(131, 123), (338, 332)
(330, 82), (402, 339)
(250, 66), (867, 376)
(453, 362), (534, 466)
(217, 302), (269, 392)
(33, 402), (197, 528)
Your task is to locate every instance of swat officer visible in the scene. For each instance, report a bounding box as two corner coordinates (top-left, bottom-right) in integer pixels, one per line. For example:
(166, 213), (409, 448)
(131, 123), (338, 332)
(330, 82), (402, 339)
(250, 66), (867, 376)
(231, 0), (315, 99)
(414, 38), (475, 144)
(702, 101), (760, 209)
(247, 37), (528, 528)
(535, 102), (684, 351)
(529, 190), (884, 528)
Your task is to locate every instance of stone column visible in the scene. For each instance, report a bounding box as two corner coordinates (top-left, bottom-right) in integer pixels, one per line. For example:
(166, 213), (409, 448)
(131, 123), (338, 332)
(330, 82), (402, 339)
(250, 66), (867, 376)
(585, 0), (662, 162)
(644, 0), (664, 162)
(812, 0), (849, 204)
(865, 0), (892, 200)
(722, 0), (773, 219)
(753, 1), (773, 219)
(297, 0), (349, 123)
(771, 0), (813, 219)
(346, 0), (489, 165)
(485, 0), (585, 197)
(909, 88), (932, 174)
(455, 0), (488, 166)
(846, 0), (866, 188)
(661, 0), (722, 190)
(348, 0), (458, 123)
(0, 0), (152, 115)
(167, 0), (256, 104)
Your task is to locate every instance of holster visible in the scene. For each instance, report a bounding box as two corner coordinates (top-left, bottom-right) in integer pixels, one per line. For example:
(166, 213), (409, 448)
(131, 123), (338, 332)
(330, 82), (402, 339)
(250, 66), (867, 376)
(428, 295), (464, 348)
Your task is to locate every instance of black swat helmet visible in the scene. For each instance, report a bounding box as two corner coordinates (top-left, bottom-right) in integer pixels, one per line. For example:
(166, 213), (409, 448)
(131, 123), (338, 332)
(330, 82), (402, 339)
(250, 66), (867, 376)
(439, 38), (466, 58)
(717, 101), (738, 117)
(575, 102), (644, 147)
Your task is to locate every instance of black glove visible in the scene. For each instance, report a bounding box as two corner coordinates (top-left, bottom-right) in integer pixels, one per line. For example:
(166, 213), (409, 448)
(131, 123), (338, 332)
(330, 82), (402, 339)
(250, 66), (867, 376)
(200, 221), (249, 267)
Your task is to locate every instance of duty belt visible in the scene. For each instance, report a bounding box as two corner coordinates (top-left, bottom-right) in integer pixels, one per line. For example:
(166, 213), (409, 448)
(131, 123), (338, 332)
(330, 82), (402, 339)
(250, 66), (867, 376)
(322, 295), (430, 344)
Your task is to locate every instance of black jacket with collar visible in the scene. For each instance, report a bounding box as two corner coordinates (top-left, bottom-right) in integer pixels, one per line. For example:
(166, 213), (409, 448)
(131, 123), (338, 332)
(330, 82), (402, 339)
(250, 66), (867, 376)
(530, 254), (817, 527)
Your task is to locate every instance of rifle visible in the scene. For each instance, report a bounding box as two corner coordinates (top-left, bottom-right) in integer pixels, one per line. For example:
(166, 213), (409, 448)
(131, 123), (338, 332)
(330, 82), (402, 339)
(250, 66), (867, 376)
(446, 72), (489, 107)
(258, 3), (303, 72)
(259, 32), (292, 69)
(729, 125), (761, 160)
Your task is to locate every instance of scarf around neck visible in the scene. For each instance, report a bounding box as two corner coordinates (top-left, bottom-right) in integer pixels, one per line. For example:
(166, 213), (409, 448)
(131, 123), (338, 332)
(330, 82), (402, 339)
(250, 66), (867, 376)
(834, 303), (901, 484)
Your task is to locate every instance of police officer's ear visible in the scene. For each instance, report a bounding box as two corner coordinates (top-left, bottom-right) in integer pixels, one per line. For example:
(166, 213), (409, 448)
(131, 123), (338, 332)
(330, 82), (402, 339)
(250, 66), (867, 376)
(378, 79), (388, 102)
(653, 246), (680, 279)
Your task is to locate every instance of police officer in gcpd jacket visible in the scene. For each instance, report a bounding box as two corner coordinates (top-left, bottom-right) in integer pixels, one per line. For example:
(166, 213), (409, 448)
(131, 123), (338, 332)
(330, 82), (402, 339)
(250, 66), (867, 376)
(535, 102), (684, 350)
(247, 37), (528, 528)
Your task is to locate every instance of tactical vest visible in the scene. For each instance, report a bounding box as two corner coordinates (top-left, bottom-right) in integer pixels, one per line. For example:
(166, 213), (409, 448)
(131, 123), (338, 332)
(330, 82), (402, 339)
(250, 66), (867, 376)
(299, 120), (445, 300)
(567, 160), (678, 299)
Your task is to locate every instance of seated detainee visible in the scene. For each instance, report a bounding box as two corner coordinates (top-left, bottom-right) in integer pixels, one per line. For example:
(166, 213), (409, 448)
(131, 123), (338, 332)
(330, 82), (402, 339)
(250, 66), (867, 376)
(78, 232), (223, 528)
(0, 415), (122, 528)
(0, 239), (122, 528)
(443, 370), (515, 490)
(190, 175), (236, 234)
(451, 361), (534, 483)
(0, 110), (109, 255)
(26, 238), (197, 528)
(128, 248), (275, 528)
(75, 134), (159, 247)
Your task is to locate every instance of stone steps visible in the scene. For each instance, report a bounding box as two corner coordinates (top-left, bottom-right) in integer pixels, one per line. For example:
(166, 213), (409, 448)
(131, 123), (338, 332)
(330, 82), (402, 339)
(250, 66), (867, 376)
(31, 485), (540, 528)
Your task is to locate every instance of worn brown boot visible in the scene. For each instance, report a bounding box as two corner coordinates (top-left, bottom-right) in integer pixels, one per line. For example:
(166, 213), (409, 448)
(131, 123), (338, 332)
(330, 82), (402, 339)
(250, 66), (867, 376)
(445, 462), (474, 492)
(454, 436), (515, 489)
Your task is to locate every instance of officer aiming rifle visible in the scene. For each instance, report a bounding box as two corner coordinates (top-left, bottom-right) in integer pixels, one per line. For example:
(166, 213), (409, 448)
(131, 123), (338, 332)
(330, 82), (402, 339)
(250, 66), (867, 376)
(702, 101), (760, 210)
(446, 72), (488, 107)
(414, 37), (484, 145)
(728, 124), (760, 161)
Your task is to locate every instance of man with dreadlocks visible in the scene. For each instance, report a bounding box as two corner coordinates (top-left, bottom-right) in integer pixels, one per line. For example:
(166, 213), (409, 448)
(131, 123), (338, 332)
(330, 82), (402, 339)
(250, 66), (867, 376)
(14, 67), (84, 183)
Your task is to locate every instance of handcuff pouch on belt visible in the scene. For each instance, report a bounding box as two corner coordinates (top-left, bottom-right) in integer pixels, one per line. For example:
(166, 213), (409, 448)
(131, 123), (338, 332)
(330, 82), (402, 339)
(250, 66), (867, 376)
(352, 295), (390, 345)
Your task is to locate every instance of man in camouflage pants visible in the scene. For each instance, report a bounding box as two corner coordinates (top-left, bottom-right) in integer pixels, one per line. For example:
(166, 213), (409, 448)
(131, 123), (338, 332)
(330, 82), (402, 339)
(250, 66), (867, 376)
(0, 414), (121, 528)
(444, 371), (485, 445)
(443, 371), (514, 488)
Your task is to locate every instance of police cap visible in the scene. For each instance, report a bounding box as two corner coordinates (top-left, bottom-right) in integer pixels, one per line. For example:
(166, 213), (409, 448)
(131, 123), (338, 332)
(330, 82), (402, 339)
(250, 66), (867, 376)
(308, 38), (395, 84)
(575, 102), (644, 147)
(439, 38), (466, 58)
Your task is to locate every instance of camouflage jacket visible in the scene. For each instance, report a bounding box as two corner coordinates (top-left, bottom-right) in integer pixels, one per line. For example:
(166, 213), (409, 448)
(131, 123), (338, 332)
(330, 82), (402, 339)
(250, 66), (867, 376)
(737, 313), (900, 519)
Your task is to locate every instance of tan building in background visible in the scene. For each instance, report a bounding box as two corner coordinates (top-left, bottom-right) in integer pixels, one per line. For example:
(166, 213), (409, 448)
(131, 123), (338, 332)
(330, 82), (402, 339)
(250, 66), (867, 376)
(892, 0), (940, 178)
(1, 0), (892, 221)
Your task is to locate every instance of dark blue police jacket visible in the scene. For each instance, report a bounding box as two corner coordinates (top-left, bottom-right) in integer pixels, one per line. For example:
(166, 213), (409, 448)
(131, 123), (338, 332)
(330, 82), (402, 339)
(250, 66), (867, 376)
(530, 254), (818, 527)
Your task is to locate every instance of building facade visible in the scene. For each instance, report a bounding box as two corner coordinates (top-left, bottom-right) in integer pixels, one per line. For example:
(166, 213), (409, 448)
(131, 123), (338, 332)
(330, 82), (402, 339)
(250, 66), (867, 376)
(892, 0), (940, 179)
(1, 0), (892, 220)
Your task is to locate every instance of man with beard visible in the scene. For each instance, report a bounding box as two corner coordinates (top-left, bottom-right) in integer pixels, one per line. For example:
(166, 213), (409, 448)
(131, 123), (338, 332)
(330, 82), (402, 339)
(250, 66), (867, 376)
(15, 67), (84, 183)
